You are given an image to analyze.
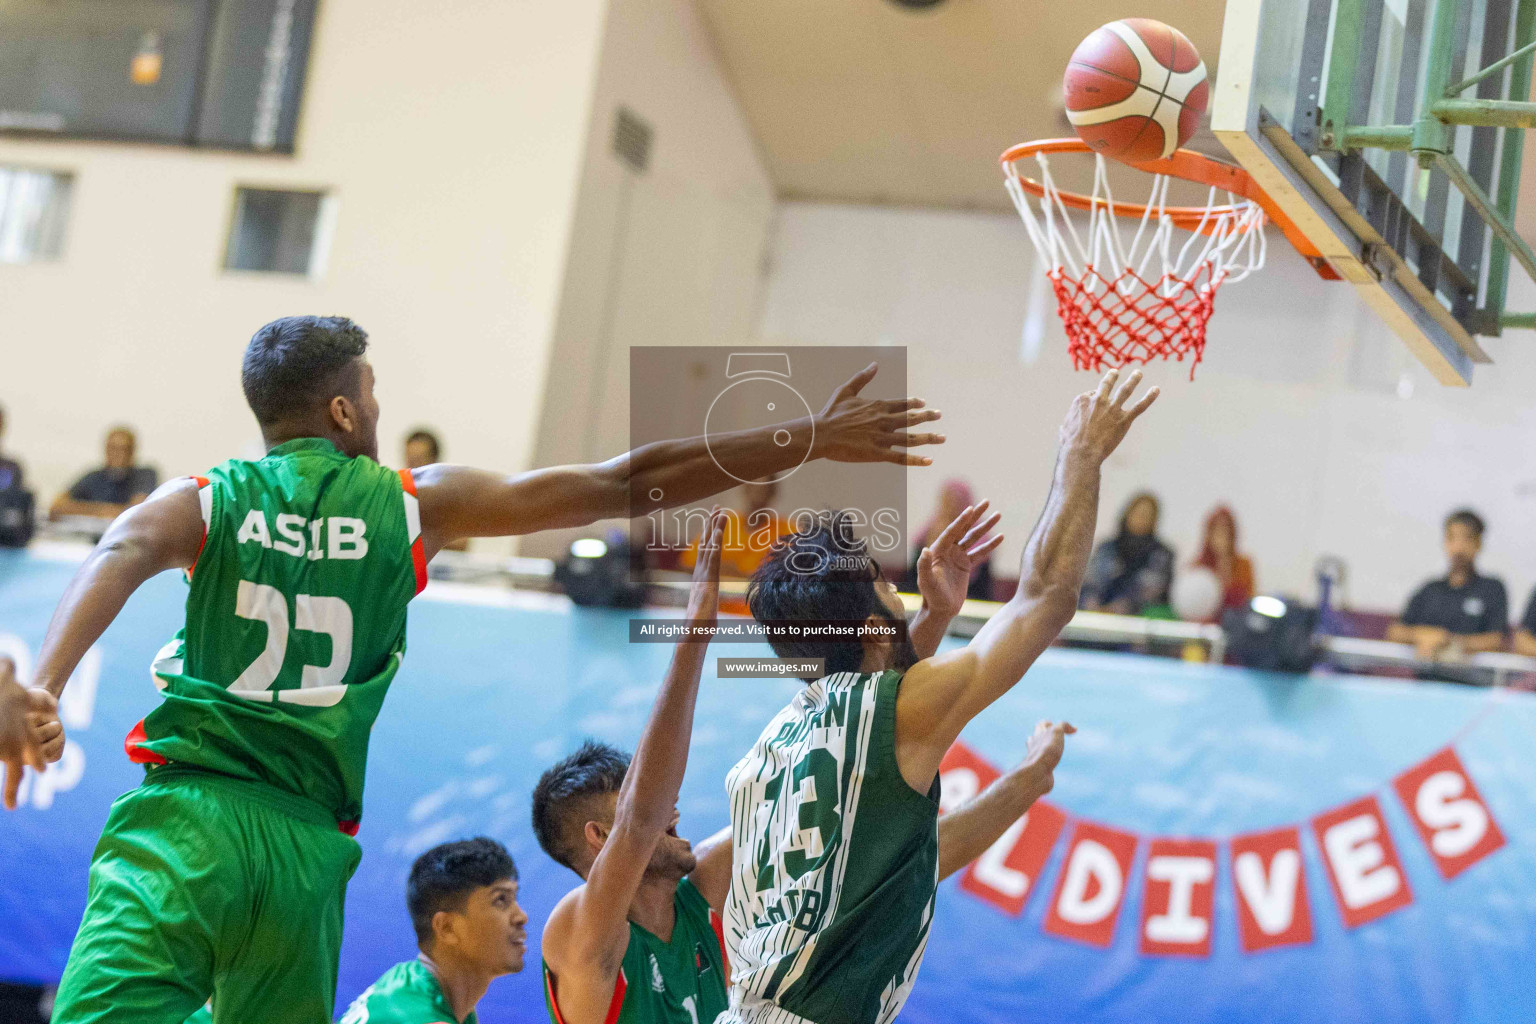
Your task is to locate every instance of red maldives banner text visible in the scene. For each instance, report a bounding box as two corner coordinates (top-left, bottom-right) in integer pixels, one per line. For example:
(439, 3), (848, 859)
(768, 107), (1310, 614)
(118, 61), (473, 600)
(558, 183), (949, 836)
(936, 743), (1506, 955)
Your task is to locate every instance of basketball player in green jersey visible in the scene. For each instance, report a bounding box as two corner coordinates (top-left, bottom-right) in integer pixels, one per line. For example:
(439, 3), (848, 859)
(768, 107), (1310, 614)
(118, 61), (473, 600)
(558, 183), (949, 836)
(0, 315), (943, 1024)
(722, 368), (1158, 1024)
(533, 504), (1074, 1024)
(337, 836), (528, 1024)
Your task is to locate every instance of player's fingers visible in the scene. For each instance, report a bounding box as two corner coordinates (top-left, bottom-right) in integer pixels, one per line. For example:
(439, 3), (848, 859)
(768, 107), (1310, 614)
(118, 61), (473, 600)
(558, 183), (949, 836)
(882, 408), (942, 430)
(1125, 385), (1161, 419)
(0, 654), (14, 683)
(1059, 722), (1077, 734)
(966, 534), (1006, 560)
(888, 430), (946, 449)
(833, 363), (879, 402)
(29, 719), (62, 745)
(957, 509), (1001, 549)
(887, 450), (935, 467)
(1109, 369), (1143, 409)
(929, 506), (972, 550)
(1092, 368), (1119, 402)
(880, 397), (929, 414)
(2, 759), (21, 811)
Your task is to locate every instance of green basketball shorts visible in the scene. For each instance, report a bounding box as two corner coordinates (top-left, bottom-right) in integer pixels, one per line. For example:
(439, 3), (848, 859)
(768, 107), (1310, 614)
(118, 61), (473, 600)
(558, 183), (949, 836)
(51, 765), (361, 1024)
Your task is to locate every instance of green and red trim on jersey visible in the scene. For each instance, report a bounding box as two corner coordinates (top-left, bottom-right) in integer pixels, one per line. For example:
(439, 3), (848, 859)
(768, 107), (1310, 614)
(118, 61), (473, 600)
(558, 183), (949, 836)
(186, 476), (212, 577)
(545, 965), (628, 1024)
(399, 469), (428, 595)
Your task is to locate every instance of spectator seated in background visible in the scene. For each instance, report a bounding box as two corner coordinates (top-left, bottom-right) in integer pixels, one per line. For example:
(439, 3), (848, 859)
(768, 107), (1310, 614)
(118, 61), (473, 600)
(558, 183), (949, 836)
(0, 404), (21, 493)
(50, 426), (157, 521)
(1080, 491), (1175, 617)
(1386, 509), (1507, 662)
(1194, 504), (1255, 614)
(0, 403), (34, 547)
(403, 427), (467, 553)
(905, 479), (995, 600)
(1513, 590), (1536, 659)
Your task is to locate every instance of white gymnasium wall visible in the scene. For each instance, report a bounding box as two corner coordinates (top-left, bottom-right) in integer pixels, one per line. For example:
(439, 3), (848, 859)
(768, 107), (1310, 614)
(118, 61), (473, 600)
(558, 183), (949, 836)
(0, 0), (607, 512)
(521, 0), (776, 559)
(757, 201), (1536, 615)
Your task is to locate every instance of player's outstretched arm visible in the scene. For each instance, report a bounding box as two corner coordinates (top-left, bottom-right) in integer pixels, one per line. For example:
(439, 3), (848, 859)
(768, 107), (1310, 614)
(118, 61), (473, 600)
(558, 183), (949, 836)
(936, 721), (1074, 880)
(409, 363), (942, 557)
(908, 501), (1004, 660)
(23, 478), (203, 734)
(542, 513), (725, 1004)
(894, 370), (1157, 791)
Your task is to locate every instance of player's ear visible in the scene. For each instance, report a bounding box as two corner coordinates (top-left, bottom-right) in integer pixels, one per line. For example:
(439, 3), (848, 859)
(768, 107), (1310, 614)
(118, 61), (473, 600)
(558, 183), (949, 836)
(583, 819), (610, 854)
(328, 394), (356, 434)
(862, 614), (892, 670)
(431, 908), (459, 949)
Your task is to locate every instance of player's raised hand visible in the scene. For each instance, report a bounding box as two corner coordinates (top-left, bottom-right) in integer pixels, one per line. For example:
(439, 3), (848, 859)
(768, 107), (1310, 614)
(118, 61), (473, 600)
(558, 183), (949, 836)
(1, 655), (61, 811)
(685, 508), (727, 634)
(1059, 368), (1159, 464)
(1021, 719), (1076, 792)
(813, 363), (945, 467)
(917, 500), (1005, 617)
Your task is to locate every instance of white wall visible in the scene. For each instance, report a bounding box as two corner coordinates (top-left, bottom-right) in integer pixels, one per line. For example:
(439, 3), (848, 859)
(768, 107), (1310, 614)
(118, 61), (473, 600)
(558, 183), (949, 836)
(1, 0), (606, 513)
(757, 200), (1536, 615)
(521, 0), (776, 559)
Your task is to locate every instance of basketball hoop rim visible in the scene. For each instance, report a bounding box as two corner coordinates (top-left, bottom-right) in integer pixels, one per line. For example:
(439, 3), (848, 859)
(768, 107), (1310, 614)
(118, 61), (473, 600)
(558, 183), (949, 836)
(1000, 139), (1334, 277)
(1000, 138), (1266, 232)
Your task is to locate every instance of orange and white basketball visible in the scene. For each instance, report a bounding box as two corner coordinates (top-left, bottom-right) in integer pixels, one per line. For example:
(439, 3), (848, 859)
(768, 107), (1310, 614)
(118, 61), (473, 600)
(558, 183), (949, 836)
(1063, 18), (1208, 165)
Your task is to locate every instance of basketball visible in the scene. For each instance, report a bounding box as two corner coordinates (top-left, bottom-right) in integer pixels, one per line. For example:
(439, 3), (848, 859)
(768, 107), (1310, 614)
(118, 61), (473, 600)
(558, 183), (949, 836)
(1064, 18), (1208, 164)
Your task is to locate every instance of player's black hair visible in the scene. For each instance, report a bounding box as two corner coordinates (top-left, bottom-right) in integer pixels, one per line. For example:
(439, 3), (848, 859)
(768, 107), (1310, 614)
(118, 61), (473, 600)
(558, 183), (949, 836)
(406, 837), (517, 947)
(531, 740), (631, 874)
(748, 510), (894, 675)
(241, 315), (369, 427)
(405, 427), (442, 462)
(1445, 508), (1485, 538)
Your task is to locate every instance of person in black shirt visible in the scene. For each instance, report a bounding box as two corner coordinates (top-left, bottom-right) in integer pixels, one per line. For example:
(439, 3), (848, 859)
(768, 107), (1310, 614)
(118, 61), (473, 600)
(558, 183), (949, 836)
(1386, 509), (1507, 661)
(0, 404), (22, 493)
(0, 403), (35, 547)
(1080, 491), (1175, 615)
(50, 426), (158, 521)
(1509, 584), (1536, 656)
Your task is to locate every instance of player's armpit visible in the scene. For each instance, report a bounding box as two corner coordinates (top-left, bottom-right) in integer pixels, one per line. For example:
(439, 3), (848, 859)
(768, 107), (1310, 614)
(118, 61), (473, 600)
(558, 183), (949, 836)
(687, 826), (734, 912)
(541, 888), (629, 1024)
(893, 590), (1075, 792)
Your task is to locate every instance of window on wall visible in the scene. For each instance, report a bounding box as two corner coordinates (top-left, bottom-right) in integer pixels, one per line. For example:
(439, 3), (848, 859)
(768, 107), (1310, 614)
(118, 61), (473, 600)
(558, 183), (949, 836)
(0, 166), (73, 263)
(224, 186), (331, 277)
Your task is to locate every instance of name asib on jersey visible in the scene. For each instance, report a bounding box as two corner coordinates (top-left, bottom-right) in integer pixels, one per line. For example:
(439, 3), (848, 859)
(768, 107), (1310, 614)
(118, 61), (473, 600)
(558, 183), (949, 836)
(236, 509), (370, 561)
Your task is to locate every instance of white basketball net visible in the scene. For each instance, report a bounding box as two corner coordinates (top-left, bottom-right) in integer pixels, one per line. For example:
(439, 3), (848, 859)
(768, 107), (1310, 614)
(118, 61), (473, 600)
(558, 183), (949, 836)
(1003, 150), (1268, 373)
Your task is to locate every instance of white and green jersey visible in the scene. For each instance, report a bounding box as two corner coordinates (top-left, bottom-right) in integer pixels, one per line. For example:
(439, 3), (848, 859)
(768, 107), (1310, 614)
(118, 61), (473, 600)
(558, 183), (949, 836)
(721, 670), (939, 1024)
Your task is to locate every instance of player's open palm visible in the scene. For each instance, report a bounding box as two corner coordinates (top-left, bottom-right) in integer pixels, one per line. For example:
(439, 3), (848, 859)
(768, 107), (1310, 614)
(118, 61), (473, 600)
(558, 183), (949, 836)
(1060, 368), (1159, 463)
(685, 509), (727, 632)
(0, 655), (63, 811)
(814, 363), (944, 467)
(917, 500), (1004, 616)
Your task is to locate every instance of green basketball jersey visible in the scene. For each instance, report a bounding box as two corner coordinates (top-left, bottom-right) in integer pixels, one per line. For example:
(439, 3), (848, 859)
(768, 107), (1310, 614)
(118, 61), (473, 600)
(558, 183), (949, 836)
(128, 438), (427, 826)
(721, 670), (939, 1024)
(338, 959), (475, 1024)
(543, 878), (731, 1024)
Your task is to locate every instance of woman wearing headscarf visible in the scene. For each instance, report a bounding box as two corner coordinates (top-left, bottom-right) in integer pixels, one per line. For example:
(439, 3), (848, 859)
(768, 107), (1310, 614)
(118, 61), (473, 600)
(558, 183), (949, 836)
(1079, 491), (1175, 615)
(1193, 505), (1255, 614)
